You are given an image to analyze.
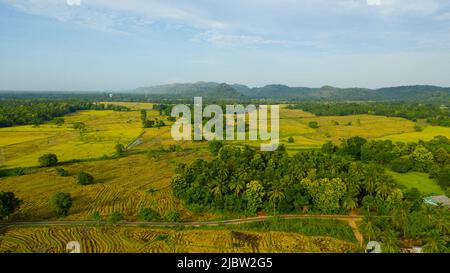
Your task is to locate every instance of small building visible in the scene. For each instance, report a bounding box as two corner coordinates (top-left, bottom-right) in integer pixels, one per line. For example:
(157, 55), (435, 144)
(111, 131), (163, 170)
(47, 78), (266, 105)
(423, 195), (450, 209)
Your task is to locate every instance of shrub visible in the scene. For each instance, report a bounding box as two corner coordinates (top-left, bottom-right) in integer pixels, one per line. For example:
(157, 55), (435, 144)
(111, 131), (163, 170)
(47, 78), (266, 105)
(165, 210), (181, 222)
(77, 172), (94, 185)
(390, 157), (413, 173)
(115, 143), (126, 155)
(55, 167), (69, 177)
(138, 208), (160, 221)
(38, 153), (58, 167)
(89, 211), (102, 221)
(287, 137), (295, 143)
(108, 211), (123, 224)
(308, 121), (319, 128)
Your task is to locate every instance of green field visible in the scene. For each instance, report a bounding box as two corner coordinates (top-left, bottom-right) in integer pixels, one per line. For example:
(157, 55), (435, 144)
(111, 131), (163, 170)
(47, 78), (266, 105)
(386, 170), (445, 195)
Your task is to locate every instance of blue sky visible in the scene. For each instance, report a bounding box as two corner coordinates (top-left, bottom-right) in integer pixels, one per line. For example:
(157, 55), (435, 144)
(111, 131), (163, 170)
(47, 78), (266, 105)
(1, 0), (450, 90)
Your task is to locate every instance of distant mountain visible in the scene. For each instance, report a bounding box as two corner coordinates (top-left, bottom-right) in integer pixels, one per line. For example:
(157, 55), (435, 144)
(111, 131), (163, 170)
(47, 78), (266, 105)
(133, 83), (450, 103)
(135, 82), (244, 100)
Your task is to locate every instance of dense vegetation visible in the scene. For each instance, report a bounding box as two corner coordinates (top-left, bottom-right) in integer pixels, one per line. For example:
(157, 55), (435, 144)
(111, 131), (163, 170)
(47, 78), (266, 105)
(172, 144), (404, 215)
(323, 136), (450, 190)
(0, 100), (129, 127)
(287, 103), (450, 127)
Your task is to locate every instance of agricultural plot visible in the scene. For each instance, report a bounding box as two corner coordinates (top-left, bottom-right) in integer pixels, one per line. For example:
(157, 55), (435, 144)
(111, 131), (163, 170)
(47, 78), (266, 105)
(0, 110), (142, 168)
(0, 226), (357, 253)
(386, 170), (445, 195)
(0, 150), (212, 221)
(379, 126), (450, 143)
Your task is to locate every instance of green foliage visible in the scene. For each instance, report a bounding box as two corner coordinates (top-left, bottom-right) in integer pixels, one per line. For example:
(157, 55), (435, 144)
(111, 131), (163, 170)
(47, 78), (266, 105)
(55, 167), (69, 177)
(115, 143), (126, 155)
(245, 181), (265, 215)
(301, 178), (346, 213)
(89, 211), (102, 221)
(288, 102), (450, 126)
(108, 211), (124, 224)
(138, 208), (160, 221)
(165, 210), (181, 222)
(339, 136), (367, 160)
(390, 158), (413, 173)
(287, 136), (295, 143)
(53, 117), (65, 126)
(308, 121), (319, 128)
(38, 153), (58, 167)
(49, 192), (72, 217)
(0, 192), (22, 220)
(77, 172), (94, 185)
(208, 140), (223, 156)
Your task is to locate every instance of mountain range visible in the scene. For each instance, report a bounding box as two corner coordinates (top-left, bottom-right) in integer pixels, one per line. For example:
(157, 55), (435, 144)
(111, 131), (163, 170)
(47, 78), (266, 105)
(133, 82), (450, 103)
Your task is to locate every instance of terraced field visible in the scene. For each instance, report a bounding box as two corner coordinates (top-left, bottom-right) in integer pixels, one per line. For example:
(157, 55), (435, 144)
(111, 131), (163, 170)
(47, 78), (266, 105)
(0, 110), (143, 168)
(0, 226), (357, 253)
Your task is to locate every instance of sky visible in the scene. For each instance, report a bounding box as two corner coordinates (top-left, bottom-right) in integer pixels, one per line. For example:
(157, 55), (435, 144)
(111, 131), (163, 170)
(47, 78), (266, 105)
(1, 0), (450, 91)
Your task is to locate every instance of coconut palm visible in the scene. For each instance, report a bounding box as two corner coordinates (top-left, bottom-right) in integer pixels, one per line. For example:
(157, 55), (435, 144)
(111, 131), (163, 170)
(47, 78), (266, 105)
(342, 193), (358, 212)
(381, 230), (400, 253)
(422, 229), (448, 253)
(268, 186), (285, 215)
(361, 213), (379, 242)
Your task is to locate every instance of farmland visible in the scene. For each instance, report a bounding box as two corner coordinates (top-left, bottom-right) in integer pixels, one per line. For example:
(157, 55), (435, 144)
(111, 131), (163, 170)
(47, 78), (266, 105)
(0, 225), (357, 253)
(1, 102), (449, 253)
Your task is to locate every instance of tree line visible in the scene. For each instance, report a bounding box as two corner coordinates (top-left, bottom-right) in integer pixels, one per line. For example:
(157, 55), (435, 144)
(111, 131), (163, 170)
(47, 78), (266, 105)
(0, 100), (129, 128)
(287, 102), (450, 127)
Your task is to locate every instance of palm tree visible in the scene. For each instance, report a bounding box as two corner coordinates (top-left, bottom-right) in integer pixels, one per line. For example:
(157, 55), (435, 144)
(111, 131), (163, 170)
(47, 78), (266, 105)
(229, 177), (245, 196)
(268, 186), (285, 215)
(381, 230), (400, 253)
(342, 193), (358, 212)
(422, 229), (447, 253)
(431, 208), (450, 235)
(391, 204), (410, 237)
(376, 182), (392, 199)
(361, 213), (379, 242)
(210, 180), (226, 198)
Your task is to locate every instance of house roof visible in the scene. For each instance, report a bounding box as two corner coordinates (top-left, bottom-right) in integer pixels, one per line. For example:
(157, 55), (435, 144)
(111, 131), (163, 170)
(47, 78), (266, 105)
(423, 195), (450, 208)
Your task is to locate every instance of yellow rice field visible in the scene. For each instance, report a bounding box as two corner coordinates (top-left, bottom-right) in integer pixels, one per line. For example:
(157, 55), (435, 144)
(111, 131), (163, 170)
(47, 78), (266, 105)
(0, 226), (357, 253)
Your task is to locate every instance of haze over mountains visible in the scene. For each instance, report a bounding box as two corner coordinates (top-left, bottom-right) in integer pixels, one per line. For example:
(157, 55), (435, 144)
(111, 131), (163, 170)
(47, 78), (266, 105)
(134, 82), (450, 103)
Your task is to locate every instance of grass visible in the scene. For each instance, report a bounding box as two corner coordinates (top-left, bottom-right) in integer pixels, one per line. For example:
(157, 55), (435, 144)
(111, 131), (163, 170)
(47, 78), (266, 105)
(386, 170), (445, 195)
(0, 226), (358, 253)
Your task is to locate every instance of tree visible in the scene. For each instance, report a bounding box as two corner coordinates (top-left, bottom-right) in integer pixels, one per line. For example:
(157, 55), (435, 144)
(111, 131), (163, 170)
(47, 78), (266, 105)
(245, 181), (265, 215)
(308, 121), (319, 128)
(208, 140), (223, 156)
(38, 153), (58, 167)
(339, 136), (367, 160)
(55, 167), (69, 177)
(140, 109), (147, 125)
(90, 211), (102, 222)
(390, 157), (413, 173)
(138, 208), (160, 221)
(411, 145), (433, 172)
(0, 192), (22, 220)
(50, 192), (72, 217)
(165, 210), (181, 222)
(268, 186), (285, 214)
(287, 136), (294, 143)
(115, 143), (126, 155)
(361, 213), (379, 242)
(422, 229), (448, 253)
(342, 193), (358, 212)
(380, 230), (400, 253)
(108, 211), (123, 224)
(53, 117), (65, 126)
(77, 172), (94, 185)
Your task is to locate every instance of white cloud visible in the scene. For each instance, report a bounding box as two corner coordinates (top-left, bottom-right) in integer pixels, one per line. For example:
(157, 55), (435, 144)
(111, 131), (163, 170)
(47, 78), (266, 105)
(367, 0), (382, 6)
(66, 0), (81, 6)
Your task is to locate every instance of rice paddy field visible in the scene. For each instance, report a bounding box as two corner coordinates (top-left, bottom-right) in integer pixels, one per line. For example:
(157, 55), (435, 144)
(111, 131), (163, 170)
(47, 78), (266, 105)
(0, 110), (143, 168)
(1, 102), (449, 253)
(0, 226), (357, 253)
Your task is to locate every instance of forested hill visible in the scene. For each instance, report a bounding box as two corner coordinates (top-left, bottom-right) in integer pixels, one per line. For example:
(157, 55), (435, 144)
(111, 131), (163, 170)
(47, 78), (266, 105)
(133, 83), (450, 103)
